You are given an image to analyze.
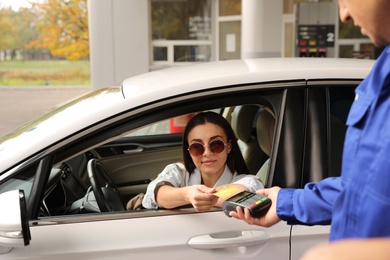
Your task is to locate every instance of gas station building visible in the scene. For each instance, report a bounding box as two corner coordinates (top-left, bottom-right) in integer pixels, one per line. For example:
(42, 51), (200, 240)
(88, 0), (373, 89)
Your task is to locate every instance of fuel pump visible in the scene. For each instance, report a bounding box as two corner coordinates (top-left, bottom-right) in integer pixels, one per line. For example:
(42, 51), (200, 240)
(295, 2), (336, 58)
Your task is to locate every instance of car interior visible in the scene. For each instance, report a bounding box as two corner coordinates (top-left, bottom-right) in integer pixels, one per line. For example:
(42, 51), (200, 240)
(36, 103), (275, 217)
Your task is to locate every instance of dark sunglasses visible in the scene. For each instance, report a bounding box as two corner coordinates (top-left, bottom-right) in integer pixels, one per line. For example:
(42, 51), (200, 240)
(188, 140), (228, 157)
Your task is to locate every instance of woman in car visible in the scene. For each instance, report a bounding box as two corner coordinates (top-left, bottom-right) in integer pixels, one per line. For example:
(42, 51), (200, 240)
(142, 111), (263, 212)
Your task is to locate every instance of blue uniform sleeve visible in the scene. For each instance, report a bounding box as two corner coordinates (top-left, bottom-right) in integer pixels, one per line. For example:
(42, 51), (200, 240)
(276, 177), (344, 225)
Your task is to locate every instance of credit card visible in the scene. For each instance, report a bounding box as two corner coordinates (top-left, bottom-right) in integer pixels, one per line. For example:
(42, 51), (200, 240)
(213, 184), (241, 199)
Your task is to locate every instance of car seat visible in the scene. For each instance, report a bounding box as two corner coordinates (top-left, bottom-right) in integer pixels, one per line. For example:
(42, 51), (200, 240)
(231, 105), (264, 175)
(256, 108), (275, 184)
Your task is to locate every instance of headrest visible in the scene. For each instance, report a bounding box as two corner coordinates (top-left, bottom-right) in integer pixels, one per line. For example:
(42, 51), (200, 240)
(256, 109), (275, 156)
(231, 105), (259, 143)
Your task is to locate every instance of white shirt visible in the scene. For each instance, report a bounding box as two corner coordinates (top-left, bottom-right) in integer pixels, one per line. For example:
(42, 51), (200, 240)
(142, 162), (264, 209)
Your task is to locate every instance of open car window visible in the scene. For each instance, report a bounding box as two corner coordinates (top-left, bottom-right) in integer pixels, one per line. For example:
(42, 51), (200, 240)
(33, 98), (279, 220)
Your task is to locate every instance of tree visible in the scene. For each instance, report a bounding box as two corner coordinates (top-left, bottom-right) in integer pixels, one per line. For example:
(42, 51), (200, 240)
(14, 8), (41, 49)
(28, 0), (89, 60)
(0, 8), (17, 58)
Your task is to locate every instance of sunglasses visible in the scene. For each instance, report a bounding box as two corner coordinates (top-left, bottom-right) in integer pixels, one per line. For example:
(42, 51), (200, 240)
(188, 140), (228, 157)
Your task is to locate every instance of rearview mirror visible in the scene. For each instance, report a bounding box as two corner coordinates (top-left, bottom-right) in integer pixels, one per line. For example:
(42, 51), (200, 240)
(0, 190), (31, 252)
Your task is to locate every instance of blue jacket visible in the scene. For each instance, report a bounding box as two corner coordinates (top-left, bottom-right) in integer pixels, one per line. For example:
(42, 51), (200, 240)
(276, 45), (390, 241)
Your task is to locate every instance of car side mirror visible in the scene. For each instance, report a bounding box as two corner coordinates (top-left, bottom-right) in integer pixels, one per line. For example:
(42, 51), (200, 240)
(0, 190), (31, 252)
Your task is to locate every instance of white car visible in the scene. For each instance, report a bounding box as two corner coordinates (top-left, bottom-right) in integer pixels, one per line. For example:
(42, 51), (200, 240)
(0, 58), (374, 259)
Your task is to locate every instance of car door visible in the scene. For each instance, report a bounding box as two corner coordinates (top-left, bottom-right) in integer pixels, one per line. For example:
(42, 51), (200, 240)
(0, 80), (357, 259)
(267, 81), (359, 259)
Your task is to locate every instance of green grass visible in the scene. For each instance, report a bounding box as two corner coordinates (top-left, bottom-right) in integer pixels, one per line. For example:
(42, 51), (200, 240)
(0, 60), (90, 86)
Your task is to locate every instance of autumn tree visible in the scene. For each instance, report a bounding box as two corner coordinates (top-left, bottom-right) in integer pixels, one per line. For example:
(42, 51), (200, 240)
(0, 8), (16, 57)
(28, 0), (89, 60)
(16, 8), (41, 48)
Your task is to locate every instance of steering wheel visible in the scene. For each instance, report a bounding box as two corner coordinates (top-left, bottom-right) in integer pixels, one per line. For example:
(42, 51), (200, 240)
(87, 159), (125, 212)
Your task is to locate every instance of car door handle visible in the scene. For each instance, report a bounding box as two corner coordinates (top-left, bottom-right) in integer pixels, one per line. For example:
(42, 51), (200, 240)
(188, 230), (270, 249)
(123, 147), (144, 154)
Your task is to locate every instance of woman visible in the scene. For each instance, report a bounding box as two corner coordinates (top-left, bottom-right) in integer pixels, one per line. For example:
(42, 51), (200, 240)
(142, 111), (263, 212)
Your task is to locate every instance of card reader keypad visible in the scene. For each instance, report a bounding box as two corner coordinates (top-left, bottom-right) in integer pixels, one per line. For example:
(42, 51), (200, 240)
(237, 193), (268, 208)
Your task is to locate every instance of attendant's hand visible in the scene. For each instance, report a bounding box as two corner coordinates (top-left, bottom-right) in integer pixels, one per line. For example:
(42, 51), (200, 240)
(229, 186), (281, 227)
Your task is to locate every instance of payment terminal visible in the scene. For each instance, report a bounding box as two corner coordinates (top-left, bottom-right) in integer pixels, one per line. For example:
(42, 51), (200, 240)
(222, 191), (272, 218)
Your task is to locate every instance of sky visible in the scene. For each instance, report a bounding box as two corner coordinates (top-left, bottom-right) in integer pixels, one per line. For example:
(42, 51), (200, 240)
(0, 0), (33, 11)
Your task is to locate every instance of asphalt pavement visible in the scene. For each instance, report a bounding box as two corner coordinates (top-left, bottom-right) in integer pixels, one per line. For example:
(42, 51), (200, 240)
(0, 86), (92, 136)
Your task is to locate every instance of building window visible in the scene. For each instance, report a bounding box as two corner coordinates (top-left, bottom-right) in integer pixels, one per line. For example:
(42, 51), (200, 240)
(151, 0), (212, 66)
(219, 21), (241, 60)
(219, 0), (241, 16)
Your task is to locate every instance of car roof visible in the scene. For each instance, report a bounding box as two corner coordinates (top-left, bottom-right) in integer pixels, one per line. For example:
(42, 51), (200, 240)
(0, 58), (375, 175)
(121, 58), (374, 100)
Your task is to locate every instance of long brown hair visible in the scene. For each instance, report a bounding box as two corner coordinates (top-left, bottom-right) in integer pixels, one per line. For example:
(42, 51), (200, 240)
(182, 111), (250, 175)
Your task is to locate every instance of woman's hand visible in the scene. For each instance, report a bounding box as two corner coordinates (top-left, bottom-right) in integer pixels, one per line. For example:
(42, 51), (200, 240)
(229, 186), (281, 227)
(185, 185), (218, 212)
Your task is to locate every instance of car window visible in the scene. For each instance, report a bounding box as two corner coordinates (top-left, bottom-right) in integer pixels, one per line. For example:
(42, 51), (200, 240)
(33, 101), (276, 218)
(328, 87), (356, 177)
(300, 85), (357, 185)
(128, 109), (221, 137)
(0, 162), (38, 201)
(126, 118), (171, 136)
